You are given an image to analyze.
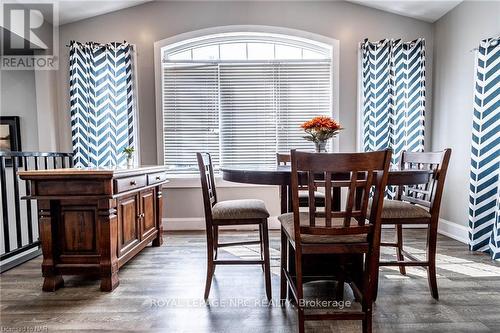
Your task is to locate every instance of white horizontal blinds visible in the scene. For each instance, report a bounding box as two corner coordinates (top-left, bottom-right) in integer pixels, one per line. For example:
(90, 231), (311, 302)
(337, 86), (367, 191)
(163, 65), (219, 172)
(219, 64), (277, 166)
(276, 62), (332, 153)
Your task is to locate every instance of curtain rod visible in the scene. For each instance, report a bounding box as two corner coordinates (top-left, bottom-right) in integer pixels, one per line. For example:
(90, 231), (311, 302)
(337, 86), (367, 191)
(65, 41), (133, 48)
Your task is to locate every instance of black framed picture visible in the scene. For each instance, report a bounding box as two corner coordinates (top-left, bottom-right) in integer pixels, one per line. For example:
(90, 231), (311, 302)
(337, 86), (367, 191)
(0, 116), (22, 167)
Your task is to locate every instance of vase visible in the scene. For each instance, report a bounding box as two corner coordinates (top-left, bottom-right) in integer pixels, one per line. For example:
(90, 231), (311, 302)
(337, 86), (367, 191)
(314, 141), (327, 153)
(127, 157), (134, 168)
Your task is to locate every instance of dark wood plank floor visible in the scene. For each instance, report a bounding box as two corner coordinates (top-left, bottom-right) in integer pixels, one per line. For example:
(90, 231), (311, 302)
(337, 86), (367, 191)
(1, 229), (499, 332)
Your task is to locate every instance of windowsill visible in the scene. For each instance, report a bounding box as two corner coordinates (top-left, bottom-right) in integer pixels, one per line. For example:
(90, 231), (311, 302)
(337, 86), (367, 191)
(163, 173), (276, 189)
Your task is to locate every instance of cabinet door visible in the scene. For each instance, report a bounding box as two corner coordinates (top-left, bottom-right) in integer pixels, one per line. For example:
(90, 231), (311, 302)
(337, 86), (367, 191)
(140, 189), (156, 239)
(117, 194), (140, 257)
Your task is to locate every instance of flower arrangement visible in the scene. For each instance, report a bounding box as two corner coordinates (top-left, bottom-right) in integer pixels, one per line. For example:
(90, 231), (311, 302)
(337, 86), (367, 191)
(123, 147), (135, 167)
(301, 116), (343, 152)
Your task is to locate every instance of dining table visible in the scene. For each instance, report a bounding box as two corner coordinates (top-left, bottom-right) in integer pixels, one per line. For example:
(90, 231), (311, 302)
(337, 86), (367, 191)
(220, 164), (434, 294)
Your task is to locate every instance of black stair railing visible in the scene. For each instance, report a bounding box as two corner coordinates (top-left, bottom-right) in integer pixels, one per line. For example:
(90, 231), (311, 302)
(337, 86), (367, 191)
(0, 151), (73, 273)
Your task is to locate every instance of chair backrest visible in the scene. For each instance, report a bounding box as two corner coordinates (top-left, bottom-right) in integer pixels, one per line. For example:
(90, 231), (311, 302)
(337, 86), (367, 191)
(397, 149), (451, 216)
(277, 153), (291, 166)
(290, 149), (392, 246)
(197, 152), (218, 225)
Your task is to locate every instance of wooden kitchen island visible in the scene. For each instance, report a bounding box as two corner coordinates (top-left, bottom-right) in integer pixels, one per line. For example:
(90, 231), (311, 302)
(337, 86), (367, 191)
(18, 166), (168, 292)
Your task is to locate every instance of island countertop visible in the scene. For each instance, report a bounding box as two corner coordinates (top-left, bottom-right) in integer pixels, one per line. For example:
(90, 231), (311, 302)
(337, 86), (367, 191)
(18, 165), (168, 179)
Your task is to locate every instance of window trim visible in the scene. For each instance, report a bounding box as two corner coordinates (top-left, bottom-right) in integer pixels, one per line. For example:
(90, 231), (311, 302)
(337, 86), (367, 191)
(154, 25), (340, 172)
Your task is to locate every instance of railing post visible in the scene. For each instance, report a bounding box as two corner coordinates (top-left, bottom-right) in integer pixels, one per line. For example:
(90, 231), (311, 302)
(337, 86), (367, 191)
(0, 151), (75, 273)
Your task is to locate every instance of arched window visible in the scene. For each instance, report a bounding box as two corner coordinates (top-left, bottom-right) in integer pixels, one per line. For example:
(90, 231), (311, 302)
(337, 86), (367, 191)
(160, 31), (334, 173)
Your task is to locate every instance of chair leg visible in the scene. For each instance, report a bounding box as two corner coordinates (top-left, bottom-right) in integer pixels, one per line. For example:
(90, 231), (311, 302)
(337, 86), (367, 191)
(335, 258), (345, 301)
(287, 241), (295, 304)
(204, 228), (215, 300)
(372, 252), (380, 303)
(262, 221), (272, 301)
(214, 226), (219, 260)
(298, 308), (305, 333)
(280, 228), (288, 305)
(362, 312), (372, 333)
(295, 251), (305, 333)
(427, 223), (439, 300)
(259, 224), (265, 272)
(395, 224), (406, 275)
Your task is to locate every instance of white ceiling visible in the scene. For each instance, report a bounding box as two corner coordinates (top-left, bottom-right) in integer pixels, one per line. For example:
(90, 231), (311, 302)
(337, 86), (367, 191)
(5, 1), (464, 26)
(347, 1), (463, 22)
(57, 0), (152, 25)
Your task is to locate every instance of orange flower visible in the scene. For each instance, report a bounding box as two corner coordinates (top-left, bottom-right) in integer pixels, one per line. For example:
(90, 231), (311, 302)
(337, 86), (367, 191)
(301, 116), (342, 131)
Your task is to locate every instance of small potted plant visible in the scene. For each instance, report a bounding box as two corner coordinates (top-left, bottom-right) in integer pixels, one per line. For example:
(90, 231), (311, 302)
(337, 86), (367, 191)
(123, 147), (135, 167)
(301, 116), (343, 153)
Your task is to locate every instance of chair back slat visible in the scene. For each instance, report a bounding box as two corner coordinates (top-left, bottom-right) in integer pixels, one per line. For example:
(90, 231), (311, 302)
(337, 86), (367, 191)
(277, 153), (291, 166)
(308, 172), (316, 226)
(197, 152), (218, 226)
(398, 149), (452, 214)
(324, 172), (332, 227)
(344, 171), (358, 227)
(290, 150), (392, 245)
(359, 171), (373, 225)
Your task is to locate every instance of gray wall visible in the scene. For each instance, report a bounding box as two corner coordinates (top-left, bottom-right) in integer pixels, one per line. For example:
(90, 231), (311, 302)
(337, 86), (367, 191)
(432, 0), (500, 227)
(57, 0), (434, 158)
(0, 70), (39, 151)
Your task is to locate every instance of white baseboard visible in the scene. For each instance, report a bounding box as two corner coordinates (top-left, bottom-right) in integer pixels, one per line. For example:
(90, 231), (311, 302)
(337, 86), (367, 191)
(164, 217), (470, 245)
(438, 218), (468, 244)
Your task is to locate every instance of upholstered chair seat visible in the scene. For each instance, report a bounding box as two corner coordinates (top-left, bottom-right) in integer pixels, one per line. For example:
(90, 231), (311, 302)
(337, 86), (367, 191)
(368, 199), (431, 220)
(380, 200), (431, 219)
(278, 212), (367, 244)
(212, 199), (270, 220)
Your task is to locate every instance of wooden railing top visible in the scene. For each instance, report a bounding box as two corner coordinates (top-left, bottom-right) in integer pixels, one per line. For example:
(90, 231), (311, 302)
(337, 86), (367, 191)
(0, 151), (73, 157)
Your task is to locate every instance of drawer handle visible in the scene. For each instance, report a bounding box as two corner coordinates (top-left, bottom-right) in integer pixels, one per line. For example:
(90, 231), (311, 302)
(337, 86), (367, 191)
(137, 213), (145, 219)
(130, 180), (137, 186)
(155, 176), (161, 180)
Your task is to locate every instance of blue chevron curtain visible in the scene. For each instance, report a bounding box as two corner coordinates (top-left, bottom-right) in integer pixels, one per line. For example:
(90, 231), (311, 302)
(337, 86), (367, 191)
(69, 41), (136, 167)
(468, 37), (500, 260)
(361, 38), (426, 197)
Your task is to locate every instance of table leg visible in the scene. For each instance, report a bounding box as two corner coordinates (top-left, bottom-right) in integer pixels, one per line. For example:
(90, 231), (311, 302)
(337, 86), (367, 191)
(280, 185), (288, 214)
(99, 199), (119, 292)
(39, 200), (64, 292)
(152, 187), (164, 247)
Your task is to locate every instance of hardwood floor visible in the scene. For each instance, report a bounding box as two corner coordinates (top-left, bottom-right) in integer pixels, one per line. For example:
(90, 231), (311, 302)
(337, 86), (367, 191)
(1, 229), (499, 332)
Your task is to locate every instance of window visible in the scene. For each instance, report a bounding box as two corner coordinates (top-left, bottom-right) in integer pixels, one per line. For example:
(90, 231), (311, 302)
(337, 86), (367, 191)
(161, 32), (333, 173)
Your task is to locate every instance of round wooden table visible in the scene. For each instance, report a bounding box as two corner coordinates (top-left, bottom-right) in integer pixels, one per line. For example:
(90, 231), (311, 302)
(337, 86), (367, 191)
(221, 164), (433, 212)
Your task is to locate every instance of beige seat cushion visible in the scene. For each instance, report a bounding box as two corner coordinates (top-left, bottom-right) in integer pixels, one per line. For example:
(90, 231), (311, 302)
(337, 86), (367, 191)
(212, 199), (270, 220)
(278, 212), (367, 244)
(369, 199), (431, 220)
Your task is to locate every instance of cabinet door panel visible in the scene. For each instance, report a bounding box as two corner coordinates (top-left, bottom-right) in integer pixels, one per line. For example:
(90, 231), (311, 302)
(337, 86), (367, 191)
(140, 189), (156, 239)
(59, 208), (97, 254)
(117, 194), (140, 257)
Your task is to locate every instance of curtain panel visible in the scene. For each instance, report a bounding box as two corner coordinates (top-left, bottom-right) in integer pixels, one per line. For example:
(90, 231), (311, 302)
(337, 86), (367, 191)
(69, 41), (136, 167)
(361, 38), (426, 165)
(469, 37), (500, 260)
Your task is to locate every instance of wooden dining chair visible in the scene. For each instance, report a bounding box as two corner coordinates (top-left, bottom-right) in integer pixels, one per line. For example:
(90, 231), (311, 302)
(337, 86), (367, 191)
(279, 149), (392, 333)
(197, 152), (272, 300)
(376, 149), (451, 300)
(277, 153), (326, 207)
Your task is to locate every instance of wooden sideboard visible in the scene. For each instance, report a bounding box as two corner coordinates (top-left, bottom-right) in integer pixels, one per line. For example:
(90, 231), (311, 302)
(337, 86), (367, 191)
(18, 166), (168, 292)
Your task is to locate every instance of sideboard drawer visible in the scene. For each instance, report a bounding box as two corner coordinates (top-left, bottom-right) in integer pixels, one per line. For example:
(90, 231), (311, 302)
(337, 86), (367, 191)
(115, 175), (147, 194)
(147, 172), (167, 186)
